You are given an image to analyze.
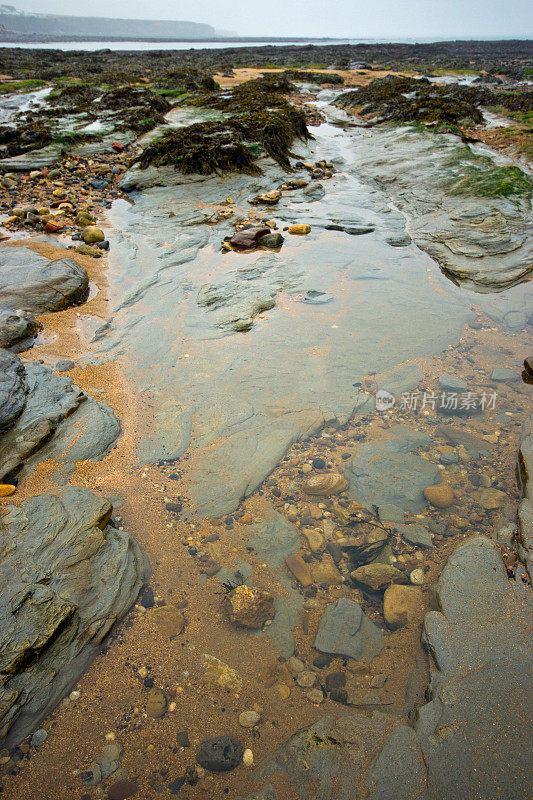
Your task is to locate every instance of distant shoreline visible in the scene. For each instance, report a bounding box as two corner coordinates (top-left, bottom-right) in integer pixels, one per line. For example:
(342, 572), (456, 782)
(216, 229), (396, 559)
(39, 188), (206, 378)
(0, 35), (530, 45)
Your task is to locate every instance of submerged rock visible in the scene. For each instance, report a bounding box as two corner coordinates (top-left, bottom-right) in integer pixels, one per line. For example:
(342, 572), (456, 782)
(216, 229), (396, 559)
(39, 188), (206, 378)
(419, 536), (532, 799)
(313, 598), (384, 661)
(225, 584), (275, 629)
(0, 487), (149, 747)
(197, 736), (243, 772)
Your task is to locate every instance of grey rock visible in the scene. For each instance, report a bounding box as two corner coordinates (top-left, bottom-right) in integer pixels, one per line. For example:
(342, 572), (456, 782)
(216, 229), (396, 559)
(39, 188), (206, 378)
(352, 126), (533, 289)
(30, 728), (48, 748)
(0, 357), (120, 483)
(0, 487), (149, 747)
(491, 366), (520, 383)
(518, 412), (533, 579)
(248, 512), (300, 566)
(345, 426), (439, 516)
(313, 598), (384, 661)
(0, 348), (26, 432)
(438, 373), (467, 392)
(54, 359), (75, 372)
(436, 425), (490, 458)
(394, 523), (433, 549)
(366, 725), (429, 800)
(0, 144), (63, 171)
(419, 536), (533, 800)
(256, 713), (399, 800)
(0, 247), (88, 314)
(0, 310), (40, 351)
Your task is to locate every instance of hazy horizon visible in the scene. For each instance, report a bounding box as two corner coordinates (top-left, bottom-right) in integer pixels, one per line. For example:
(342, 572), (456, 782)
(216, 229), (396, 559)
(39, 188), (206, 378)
(8, 1), (533, 40)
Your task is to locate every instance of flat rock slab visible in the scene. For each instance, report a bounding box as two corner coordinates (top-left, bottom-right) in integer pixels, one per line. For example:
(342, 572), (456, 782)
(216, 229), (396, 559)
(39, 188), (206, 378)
(248, 511), (300, 567)
(345, 425), (439, 519)
(0, 246), (88, 314)
(0, 487), (149, 747)
(256, 713), (399, 800)
(0, 144), (63, 171)
(313, 598), (384, 661)
(0, 347), (26, 431)
(419, 536), (533, 800)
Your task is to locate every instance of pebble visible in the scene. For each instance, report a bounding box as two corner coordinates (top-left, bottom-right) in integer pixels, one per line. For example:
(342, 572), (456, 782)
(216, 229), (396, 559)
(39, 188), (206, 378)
(306, 688), (324, 704)
(409, 568), (425, 585)
(146, 688), (167, 718)
(242, 748), (254, 767)
(296, 670), (317, 688)
(288, 223), (311, 234)
(239, 710), (261, 728)
(423, 483), (454, 508)
(286, 656), (305, 674)
(383, 585), (424, 629)
(31, 729), (47, 748)
(0, 484), (16, 497)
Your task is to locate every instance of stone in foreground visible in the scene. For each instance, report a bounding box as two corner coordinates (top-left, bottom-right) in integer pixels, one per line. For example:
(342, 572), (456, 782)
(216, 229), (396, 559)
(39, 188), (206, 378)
(0, 487), (149, 747)
(313, 598), (384, 661)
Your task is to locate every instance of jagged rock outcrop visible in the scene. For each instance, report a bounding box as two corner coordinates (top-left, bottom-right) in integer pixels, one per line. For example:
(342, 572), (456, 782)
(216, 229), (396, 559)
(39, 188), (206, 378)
(0, 487), (149, 748)
(0, 349), (120, 482)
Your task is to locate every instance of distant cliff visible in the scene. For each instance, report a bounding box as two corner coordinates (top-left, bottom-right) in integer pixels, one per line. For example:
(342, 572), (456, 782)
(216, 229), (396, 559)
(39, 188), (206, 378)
(0, 9), (216, 40)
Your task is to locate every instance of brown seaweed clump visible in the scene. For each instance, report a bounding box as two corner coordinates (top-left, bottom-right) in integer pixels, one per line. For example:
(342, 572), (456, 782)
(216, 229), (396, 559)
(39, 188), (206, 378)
(136, 104), (309, 175)
(136, 75), (311, 175)
(279, 69), (344, 85)
(336, 75), (485, 127)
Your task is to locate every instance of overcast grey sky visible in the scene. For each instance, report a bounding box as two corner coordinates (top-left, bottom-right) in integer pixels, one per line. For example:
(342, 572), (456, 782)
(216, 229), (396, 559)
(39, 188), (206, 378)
(13, 0), (533, 38)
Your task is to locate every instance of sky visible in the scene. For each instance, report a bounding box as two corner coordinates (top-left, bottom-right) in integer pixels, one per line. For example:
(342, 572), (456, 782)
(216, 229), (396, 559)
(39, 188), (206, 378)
(10, 0), (533, 39)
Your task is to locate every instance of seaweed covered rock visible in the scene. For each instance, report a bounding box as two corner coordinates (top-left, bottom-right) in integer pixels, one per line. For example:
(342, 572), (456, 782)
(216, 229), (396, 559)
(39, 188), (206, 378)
(280, 69), (344, 85)
(337, 75), (484, 127)
(0, 487), (149, 747)
(135, 75), (310, 175)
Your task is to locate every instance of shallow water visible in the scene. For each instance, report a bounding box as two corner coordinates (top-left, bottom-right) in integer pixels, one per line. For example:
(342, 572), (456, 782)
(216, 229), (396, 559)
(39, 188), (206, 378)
(92, 100), (532, 517)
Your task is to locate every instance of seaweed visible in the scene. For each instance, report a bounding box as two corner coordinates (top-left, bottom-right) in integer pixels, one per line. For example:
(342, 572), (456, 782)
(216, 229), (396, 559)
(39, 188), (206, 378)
(136, 75), (310, 174)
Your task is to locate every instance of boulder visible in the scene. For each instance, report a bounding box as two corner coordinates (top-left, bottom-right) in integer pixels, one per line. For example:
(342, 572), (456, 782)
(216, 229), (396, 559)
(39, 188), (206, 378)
(0, 310), (40, 351)
(0, 247), (88, 314)
(225, 585), (275, 629)
(81, 225), (105, 244)
(0, 354), (120, 483)
(0, 487), (149, 747)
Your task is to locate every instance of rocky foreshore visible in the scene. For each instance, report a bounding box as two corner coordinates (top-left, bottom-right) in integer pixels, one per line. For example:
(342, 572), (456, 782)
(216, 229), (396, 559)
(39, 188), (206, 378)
(0, 44), (531, 800)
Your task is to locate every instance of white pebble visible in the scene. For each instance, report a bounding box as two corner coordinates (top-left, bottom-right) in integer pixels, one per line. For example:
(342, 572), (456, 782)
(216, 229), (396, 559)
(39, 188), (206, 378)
(243, 748), (254, 767)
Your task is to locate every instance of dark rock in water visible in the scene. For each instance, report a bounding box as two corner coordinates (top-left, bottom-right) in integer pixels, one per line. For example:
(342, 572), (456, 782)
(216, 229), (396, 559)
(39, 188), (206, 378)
(324, 223), (375, 236)
(325, 672), (346, 692)
(196, 736), (243, 772)
(230, 227), (270, 249)
(419, 536), (532, 800)
(0, 247), (88, 314)
(0, 487), (149, 748)
(0, 353), (120, 483)
(0, 310), (41, 352)
(0, 348), (27, 432)
(107, 780), (139, 800)
(302, 289), (333, 304)
(313, 598), (384, 661)
(257, 232), (284, 249)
